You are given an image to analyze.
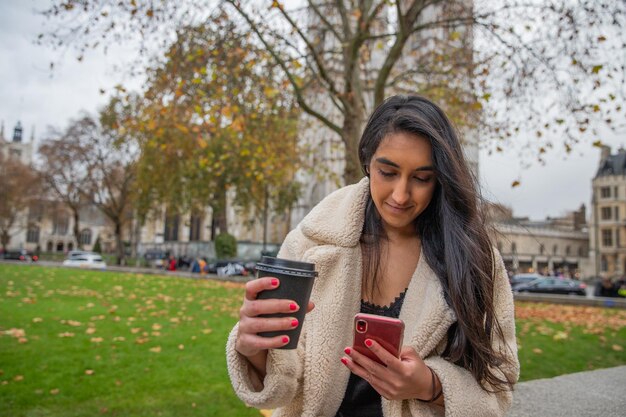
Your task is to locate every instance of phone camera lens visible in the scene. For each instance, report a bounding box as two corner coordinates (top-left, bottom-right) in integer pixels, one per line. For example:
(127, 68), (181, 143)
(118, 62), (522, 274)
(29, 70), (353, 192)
(356, 320), (367, 333)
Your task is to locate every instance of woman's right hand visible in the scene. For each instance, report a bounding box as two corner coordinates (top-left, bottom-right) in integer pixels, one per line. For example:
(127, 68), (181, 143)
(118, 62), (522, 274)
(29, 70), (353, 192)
(235, 277), (315, 359)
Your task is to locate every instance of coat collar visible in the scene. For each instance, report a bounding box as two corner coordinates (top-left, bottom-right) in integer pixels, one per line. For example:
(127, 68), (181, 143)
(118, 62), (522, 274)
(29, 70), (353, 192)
(299, 177), (370, 248)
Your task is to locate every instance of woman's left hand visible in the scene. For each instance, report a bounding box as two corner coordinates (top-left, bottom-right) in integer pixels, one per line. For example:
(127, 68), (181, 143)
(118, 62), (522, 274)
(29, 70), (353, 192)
(341, 340), (437, 401)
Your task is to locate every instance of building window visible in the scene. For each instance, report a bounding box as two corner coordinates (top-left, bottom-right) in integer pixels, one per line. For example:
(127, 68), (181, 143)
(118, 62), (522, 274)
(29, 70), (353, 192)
(26, 226), (40, 243)
(600, 187), (611, 198)
(189, 213), (202, 241)
(578, 246), (584, 257)
(164, 213), (180, 242)
(615, 207), (620, 221)
(601, 207), (612, 220)
(601, 255), (608, 272)
(28, 204), (44, 222)
(553, 244), (558, 255)
(539, 244), (545, 255)
(614, 186), (618, 199)
(566, 245), (571, 255)
(53, 216), (68, 235)
(79, 229), (92, 245)
(511, 242), (517, 254)
(602, 229), (613, 247)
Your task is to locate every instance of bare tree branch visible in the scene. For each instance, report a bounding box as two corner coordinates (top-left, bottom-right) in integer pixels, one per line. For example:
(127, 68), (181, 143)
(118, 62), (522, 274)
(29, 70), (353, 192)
(307, 0), (342, 41)
(274, 3), (346, 109)
(226, 0), (343, 137)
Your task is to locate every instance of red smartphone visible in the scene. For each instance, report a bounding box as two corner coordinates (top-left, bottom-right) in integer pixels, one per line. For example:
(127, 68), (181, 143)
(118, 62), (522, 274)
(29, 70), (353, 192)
(352, 313), (405, 365)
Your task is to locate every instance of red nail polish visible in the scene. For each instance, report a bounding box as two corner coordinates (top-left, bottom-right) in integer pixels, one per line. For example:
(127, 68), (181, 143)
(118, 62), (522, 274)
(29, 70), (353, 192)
(365, 339), (373, 347)
(289, 303), (297, 311)
(291, 319), (299, 327)
(341, 358), (348, 365)
(344, 347), (351, 355)
(282, 336), (289, 344)
(271, 278), (279, 286)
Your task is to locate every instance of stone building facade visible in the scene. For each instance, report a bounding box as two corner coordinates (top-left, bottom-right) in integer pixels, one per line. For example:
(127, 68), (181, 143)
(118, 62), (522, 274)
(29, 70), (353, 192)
(589, 146), (626, 279)
(1, 121), (111, 254)
(135, 199), (283, 260)
(20, 201), (110, 254)
(487, 203), (591, 279)
(0, 121), (33, 165)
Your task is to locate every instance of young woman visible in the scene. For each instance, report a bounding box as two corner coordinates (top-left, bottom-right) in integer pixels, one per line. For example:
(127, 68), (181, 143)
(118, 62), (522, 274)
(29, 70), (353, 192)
(227, 95), (519, 417)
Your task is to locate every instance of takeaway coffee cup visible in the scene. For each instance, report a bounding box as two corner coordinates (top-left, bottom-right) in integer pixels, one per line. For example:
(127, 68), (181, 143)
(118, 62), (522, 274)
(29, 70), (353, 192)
(255, 256), (317, 349)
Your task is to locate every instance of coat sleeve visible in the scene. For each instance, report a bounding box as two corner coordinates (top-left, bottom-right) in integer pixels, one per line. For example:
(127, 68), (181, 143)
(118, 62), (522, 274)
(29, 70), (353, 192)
(225, 226), (313, 409)
(407, 248), (520, 417)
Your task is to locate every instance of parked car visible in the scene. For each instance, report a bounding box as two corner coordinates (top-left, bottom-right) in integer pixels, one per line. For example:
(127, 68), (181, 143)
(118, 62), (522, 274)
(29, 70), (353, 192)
(143, 250), (169, 268)
(206, 260), (250, 277)
(1, 249), (38, 262)
(62, 252), (107, 270)
(67, 250), (92, 260)
(513, 278), (587, 296)
(510, 273), (544, 288)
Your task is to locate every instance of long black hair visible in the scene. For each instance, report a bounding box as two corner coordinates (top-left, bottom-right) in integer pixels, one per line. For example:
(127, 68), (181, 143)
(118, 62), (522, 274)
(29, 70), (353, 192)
(359, 95), (515, 392)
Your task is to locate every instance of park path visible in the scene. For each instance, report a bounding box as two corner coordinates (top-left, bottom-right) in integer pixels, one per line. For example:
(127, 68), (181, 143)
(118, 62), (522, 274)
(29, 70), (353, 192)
(507, 365), (626, 417)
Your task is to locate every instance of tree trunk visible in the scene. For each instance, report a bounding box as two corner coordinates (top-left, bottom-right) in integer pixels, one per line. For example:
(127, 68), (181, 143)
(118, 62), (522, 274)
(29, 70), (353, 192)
(72, 208), (81, 250)
(342, 106), (366, 185)
(210, 217), (217, 241)
(1, 230), (9, 252)
(114, 220), (125, 266)
(132, 212), (143, 267)
(262, 184), (268, 251)
(214, 209), (228, 236)
(212, 188), (228, 236)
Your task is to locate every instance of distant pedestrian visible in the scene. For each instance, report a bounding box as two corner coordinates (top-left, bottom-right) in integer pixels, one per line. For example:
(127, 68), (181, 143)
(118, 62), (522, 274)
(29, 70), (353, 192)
(597, 277), (617, 297)
(191, 258), (201, 273)
(616, 277), (626, 298)
(167, 255), (176, 271)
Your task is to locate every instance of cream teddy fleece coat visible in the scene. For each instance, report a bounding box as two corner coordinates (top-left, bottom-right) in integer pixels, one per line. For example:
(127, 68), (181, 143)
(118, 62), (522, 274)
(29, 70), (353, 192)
(226, 177), (519, 417)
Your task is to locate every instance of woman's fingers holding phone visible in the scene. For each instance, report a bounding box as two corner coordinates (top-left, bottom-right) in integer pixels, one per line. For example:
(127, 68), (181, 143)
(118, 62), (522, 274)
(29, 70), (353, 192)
(340, 353), (395, 399)
(360, 338), (404, 370)
(343, 342), (389, 375)
(342, 344), (433, 401)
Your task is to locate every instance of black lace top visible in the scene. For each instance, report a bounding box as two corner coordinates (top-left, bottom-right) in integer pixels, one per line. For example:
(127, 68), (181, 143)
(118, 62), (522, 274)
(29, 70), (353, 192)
(334, 288), (408, 417)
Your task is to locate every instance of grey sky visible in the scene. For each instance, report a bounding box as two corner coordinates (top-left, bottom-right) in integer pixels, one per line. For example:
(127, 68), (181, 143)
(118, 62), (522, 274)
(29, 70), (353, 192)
(1, 1), (623, 221)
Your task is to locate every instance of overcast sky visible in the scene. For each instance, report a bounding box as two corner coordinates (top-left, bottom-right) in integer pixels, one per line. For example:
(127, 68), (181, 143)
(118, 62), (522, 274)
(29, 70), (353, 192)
(1, 1), (624, 221)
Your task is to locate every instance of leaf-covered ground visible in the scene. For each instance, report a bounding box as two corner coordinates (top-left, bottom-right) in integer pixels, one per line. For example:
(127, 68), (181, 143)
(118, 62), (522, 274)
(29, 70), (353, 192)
(515, 302), (626, 381)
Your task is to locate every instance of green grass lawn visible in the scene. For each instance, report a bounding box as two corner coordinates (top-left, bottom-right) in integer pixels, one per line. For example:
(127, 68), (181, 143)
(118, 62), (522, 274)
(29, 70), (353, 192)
(0, 264), (261, 417)
(515, 302), (626, 381)
(1, 265), (625, 416)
